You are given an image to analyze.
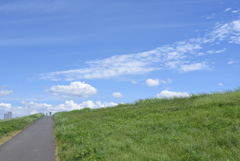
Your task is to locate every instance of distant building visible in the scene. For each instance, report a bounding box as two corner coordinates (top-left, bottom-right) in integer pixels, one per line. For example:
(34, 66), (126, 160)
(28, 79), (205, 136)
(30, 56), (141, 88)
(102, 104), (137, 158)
(7, 112), (12, 119)
(4, 112), (12, 119)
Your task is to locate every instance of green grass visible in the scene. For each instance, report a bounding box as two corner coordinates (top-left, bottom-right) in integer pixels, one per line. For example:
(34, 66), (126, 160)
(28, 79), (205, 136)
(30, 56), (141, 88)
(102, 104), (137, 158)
(53, 89), (240, 161)
(0, 113), (44, 139)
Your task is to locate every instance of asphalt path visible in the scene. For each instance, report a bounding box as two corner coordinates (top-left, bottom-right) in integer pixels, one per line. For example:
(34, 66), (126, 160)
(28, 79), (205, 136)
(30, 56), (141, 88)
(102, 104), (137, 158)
(0, 116), (56, 161)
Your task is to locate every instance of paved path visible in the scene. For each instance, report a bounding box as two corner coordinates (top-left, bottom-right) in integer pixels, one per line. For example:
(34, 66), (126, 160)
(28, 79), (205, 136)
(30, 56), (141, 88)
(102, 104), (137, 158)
(0, 116), (56, 161)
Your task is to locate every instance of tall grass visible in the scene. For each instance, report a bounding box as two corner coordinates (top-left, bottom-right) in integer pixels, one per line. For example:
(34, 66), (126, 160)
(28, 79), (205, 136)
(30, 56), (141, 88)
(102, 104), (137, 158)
(0, 113), (44, 139)
(53, 89), (240, 161)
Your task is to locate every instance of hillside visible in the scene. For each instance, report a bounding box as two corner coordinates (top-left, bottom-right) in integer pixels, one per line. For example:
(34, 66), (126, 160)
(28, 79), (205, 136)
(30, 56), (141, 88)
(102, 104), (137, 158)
(53, 89), (240, 161)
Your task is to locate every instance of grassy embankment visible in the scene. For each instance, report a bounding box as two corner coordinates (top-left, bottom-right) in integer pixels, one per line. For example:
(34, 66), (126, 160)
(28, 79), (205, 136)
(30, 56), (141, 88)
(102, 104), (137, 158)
(54, 89), (240, 161)
(0, 113), (44, 145)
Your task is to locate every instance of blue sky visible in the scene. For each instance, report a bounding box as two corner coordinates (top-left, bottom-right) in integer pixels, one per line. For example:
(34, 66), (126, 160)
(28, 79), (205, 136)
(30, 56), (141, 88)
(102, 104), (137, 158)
(0, 0), (240, 119)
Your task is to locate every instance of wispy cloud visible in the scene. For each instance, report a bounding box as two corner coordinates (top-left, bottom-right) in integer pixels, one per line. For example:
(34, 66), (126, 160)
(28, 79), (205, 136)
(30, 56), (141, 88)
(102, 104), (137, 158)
(0, 85), (8, 90)
(0, 0), (75, 14)
(224, 8), (232, 12)
(0, 36), (87, 46)
(131, 80), (138, 84)
(205, 13), (216, 19)
(40, 18), (240, 81)
(0, 86), (13, 97)
(232, 10), (239, 14)
(227, 59), (239, 64)
(207, 48), (226, 54)
(179, 62), (209, 72)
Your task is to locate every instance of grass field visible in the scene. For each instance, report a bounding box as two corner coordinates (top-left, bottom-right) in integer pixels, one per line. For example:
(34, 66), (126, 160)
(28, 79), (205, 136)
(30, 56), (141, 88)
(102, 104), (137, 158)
(0, 113), (44, 144)
(53, 89), (240, 161)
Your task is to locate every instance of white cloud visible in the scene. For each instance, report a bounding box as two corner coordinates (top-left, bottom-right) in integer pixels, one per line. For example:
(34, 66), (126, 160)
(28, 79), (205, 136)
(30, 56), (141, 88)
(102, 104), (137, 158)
(96, 101), (118, 108)
(179, 62), (209, 72)
(207, 48), (226, 54)
(209, 23), (232, 41)
(232, 20), (240, 32)
(40, 41), (206, 81)
(46, 81), (97, 98)
(205, 13), (216, 19)
(156, 90), (190, 99)
(0, 102), (12, 110)
(39, 18), (240, 81)
(0, 90), (13, 97)
(0, 85), (8, 90)
(160, 78), (172, 84)
(232, 10), (239, 13)
(131, 80), (137, 84)
(146, 79), (159, 86)
(227, 59), (238, 64)
(224, 8), (232, 12)
(0, 102), (29, 117)
(112, 92), (123, 98)
(1, 100), (118, 117)
(146, 78), (171, 86)
(52, 100), (117, 112)
(31, 110), (38, 115)
(21, 101), (52, 110)
(227, 61), (235, 64)
(219, 83), (223, 86)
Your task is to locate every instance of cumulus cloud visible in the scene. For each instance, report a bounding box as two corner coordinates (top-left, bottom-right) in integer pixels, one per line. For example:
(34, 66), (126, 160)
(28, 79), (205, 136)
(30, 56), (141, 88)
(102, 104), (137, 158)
(0, 90), (13, 97)
(21, 101), (52, 110)
(156, 90), (190, 99)
(146, 79), (159, 86)
(51, 100), (118, 112)
(112, 92), (123, 98)
(0, 100), (118, 118)
(146, 78), (171, 86)
(46, 81), (97, 98)
(0, 102), (12, 110)
(31, 110), (38, 115)
(0, 102), (29, 118)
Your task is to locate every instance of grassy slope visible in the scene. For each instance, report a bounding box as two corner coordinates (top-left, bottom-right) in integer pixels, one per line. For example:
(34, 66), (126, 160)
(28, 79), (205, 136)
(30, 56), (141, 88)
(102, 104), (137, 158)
(53, 90), (240, 161)
(0, 113), (44, 144)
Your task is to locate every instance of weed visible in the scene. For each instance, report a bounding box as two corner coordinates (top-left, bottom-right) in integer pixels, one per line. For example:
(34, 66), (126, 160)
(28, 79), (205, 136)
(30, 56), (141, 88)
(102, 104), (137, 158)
(54, 90), (240, 160)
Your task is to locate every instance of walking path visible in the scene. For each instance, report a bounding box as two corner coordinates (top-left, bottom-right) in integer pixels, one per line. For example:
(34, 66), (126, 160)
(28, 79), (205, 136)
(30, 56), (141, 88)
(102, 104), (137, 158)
(0, 116), (56, 161)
